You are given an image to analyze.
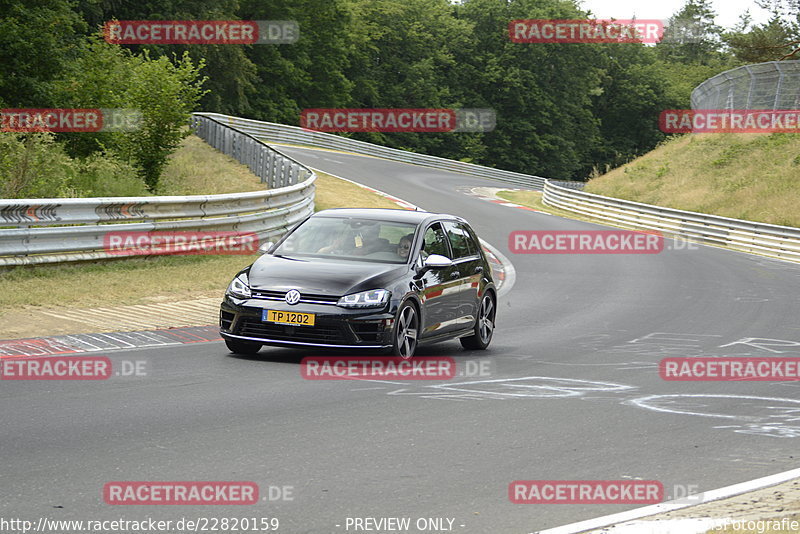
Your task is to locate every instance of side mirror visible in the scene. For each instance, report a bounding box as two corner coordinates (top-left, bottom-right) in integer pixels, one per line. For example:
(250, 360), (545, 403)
(414, 254), (453, 278)
(258, 241), (275, 255)
(424, 254), (454, 269)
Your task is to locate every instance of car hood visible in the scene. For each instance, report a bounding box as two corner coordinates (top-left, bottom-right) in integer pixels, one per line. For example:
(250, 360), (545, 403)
(248, 254), (408, 296)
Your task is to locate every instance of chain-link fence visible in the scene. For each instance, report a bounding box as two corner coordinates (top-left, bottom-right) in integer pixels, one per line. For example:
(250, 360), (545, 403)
(691, 60), (800, 110)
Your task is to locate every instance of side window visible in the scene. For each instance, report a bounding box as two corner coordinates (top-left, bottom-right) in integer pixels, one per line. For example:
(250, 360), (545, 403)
(460, 224), (478, 257)
(459, 224), (481, 256)
(421, 223), (450, 259)
(443, 221), (476, 259)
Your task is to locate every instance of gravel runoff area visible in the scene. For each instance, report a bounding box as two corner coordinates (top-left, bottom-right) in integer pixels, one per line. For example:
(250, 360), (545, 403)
(582, 477), (800, 533)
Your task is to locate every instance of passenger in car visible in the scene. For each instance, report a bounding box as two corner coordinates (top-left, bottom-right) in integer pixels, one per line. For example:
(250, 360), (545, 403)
(397, 234), (414, 260)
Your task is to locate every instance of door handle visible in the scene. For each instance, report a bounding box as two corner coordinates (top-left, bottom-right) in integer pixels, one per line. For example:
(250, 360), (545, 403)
(450, 271), (460, 279)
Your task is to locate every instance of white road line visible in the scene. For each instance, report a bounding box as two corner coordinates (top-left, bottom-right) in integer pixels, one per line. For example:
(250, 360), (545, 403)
(532, 466), (800, 534)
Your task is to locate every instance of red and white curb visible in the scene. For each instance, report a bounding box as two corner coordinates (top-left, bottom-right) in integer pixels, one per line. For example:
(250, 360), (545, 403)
(0, 326), (221, 359)
(461, 186), (550, 214)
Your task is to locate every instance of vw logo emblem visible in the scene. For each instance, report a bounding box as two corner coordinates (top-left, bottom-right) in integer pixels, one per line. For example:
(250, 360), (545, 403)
(285, 289), (301, 305)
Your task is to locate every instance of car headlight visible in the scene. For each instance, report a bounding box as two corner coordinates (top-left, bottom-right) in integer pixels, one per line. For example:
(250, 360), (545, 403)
(226, 273), (251, 299)
(337, 289), (390, 308)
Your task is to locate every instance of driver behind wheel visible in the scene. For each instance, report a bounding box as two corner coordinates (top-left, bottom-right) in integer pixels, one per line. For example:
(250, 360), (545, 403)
(316, 223), (389, 256)
(352, 224), (389, 256)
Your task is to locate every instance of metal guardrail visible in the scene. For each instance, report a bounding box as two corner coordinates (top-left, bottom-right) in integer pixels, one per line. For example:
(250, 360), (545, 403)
(691, 60), (800, 110)
(196, 113), (799, 263)
(548, 180), (585, 191)
(191, 115), (312, 188)
(0, 117), (316, 266)
(194, 112), (554, 191)
(543, 181), (800, 262)
(6, 103), (797, 267)
(568, 59), (800, 262)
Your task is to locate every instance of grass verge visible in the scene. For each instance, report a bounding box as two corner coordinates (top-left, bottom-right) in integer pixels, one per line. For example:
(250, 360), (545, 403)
(495, 188), (799, 264)
(0, 170), (398, 310)
(0, 141), (401, 338)
(313, 170), (400, 211)
(584, 133), (800, 228)
(157, 134), (268, 195)
(495, 189), (619, 227)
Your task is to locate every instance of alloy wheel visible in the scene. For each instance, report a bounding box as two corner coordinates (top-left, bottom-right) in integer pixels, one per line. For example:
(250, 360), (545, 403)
(396, 305), (418, 359)
(478, 295), (495, 344)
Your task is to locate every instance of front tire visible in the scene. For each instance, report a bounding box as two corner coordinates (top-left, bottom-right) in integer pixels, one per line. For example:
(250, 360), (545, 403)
(460, 292), (495, 350)
(225, 338), (262, 355)
(391, 302), (419, 359)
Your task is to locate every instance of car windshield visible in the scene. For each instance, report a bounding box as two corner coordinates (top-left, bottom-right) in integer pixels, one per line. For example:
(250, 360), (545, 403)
(273, 217), (417, 264)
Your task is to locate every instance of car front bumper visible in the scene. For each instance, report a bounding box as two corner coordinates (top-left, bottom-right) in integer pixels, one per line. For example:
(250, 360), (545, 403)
(220, 296), (395, 349)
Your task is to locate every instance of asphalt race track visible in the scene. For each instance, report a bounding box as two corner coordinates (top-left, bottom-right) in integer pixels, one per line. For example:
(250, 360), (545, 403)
(3, 146), (800, 533)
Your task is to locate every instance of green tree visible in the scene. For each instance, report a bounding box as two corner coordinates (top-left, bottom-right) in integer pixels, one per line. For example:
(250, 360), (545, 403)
(657, 0), (725, 65)
(73, 0), (259, 116)
(725, 16), (799, 62)
(240, 0), (355, 122)
(588, 46), (678, 176)
(343, 0), (482, 160)
(120, 50), (207, 190)
(454, 0), (606, 179)
(54, 37), (207, 191)
(52, 37), (131, 158)
(0, 0), (86, 107)
(0, 133), (75, 198)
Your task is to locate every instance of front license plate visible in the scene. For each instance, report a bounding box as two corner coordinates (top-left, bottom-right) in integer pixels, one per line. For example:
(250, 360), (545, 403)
(263, 309), (315, 326)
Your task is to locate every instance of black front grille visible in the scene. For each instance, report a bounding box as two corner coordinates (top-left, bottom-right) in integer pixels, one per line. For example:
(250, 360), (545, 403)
(238, 318), (349, 344)
(250, 289), (340, 305)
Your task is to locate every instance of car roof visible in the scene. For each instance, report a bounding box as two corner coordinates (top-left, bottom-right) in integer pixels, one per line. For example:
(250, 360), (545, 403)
(312, 208), (466, 226)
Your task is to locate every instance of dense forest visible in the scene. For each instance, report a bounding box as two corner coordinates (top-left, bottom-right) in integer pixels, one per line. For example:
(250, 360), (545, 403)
(1, 0), (798, 197)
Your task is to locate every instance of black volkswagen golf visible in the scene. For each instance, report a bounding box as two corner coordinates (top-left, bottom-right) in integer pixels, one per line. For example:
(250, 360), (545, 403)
(220, 208), (497, 359)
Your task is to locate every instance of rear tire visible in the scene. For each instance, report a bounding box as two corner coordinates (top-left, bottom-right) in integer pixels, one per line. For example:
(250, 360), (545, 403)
(225, 338), (262, 355)
(460, 292), (495, 350)
(391, 302), (419, 359)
